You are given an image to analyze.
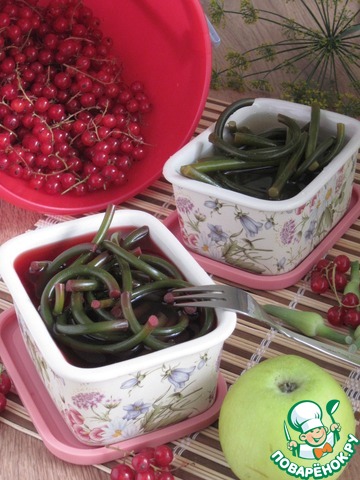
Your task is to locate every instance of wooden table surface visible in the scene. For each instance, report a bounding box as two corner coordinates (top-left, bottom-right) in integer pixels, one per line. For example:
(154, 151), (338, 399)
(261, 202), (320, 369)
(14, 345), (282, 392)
(0, 96), (359, 480)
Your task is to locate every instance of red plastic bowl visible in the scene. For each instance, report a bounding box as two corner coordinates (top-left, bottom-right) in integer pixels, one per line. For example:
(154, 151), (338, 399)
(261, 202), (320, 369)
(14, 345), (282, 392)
(0, 0), (211, 214)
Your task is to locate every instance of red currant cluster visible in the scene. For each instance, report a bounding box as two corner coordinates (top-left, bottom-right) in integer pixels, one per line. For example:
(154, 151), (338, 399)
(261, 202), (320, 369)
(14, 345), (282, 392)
(310, 255), (360, 329)
(0, 365), (12, 412)
(110, 445), (176, 480)
(0, 0), (151, 195)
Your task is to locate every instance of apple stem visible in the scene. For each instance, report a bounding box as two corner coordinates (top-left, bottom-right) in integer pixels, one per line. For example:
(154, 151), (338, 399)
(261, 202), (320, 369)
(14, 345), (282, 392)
(279, 381), (298, 393)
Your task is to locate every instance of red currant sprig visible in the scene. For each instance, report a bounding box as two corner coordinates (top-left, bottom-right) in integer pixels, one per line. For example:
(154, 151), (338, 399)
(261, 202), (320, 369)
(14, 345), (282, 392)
(310, 256), (360, 330)
(310, 255), (351, 294)
(110, 445), (175, 480)
(0, 0), (152, 196)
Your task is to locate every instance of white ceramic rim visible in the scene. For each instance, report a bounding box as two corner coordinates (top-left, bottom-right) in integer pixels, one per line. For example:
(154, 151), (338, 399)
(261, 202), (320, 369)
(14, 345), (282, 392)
(0, 210), (236, 382)
(163, 98), (360, 212)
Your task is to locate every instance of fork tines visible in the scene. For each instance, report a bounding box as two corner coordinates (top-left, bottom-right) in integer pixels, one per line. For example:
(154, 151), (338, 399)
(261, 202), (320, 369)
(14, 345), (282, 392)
(170, 285), (227, 304)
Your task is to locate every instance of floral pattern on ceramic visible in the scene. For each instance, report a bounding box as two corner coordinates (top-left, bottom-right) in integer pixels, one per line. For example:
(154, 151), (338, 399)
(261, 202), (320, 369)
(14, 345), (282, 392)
(173, 153), (356, 275)
(16, 306), (221, 446)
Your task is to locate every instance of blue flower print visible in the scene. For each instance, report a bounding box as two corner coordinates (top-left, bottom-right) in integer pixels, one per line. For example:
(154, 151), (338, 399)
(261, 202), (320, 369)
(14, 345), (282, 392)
(207, 224), (229, 242)
(197, 353), (209, 370)
(162, 366), (196, 389)
(304, 220), (317, 241)
(276, 257), (286, 272)
(235, 210), (263, 237)
(204, 199), (223, 213)
(120, 372), (147, 390)
(122, 400), (151, 420)
(264, 216), (275, 230)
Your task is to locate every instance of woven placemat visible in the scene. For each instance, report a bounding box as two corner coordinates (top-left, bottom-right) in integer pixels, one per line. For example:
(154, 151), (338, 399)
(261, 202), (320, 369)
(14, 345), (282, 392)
(0, 98), (359, 479)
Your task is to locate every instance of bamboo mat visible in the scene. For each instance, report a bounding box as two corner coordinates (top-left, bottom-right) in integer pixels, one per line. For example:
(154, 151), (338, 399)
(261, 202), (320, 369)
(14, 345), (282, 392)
(0, 98), (359, 479)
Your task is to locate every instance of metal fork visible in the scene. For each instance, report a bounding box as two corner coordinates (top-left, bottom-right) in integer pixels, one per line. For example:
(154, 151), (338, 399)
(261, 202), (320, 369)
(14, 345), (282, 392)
(170, 284), (360, 367)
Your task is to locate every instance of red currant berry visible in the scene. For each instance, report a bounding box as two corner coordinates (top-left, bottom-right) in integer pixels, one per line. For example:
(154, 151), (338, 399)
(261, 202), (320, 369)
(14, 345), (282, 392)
(44, 176), (62, 195)
(60, 173), (77, 190)
(0, 133), (11, 149)
(139, 100), (152, 113)
(110, 464), (135, 480)
(155, 472), (175, 480)
(136, 470), (156, 480)
(138, 447), (155, 463)
(81, 130), (97, 147)
(342, 310), (360, 329)
(0, 371), (11, 395)
(0, 154), (10, 171)
(154, 445), (174, 468)
(54, 72), (72, 90)
(0, 13), (10, 28)
(131, 81), (144, 93)
(29, 175), (45, 190)
(330, 271), (348, 292)
(133, 146), (146, 161)
(34, 97), (50, 113)
(92, 151), (109, 168)
(333, 254), (351, 274)
(87, 172), (106, 190)
(47, 104), (66, 122)
(126, 99), (139, 113)
(310, 275), (329, 294)
(8, 163), (24, 178)
(67, 157), (82, 173)
(1, 57), (16, 74)
(102, 164), (119, 182)
(42, 84), (58, 100)
(10, 98), (27, 113)
(327, 306), (344, 327)
(52, 17), (70, 34)
(342, 293), (359, 308)
(131, 453), (151, 473)
(101, 114), (117, 128)
(80, 93), (96, 108)
(315, 259), (331, 272)
(113, 170), (127, 186)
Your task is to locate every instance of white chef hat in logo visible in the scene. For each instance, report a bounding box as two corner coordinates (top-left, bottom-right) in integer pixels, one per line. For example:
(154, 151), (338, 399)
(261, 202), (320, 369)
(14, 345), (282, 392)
(288, 401), (324, 433)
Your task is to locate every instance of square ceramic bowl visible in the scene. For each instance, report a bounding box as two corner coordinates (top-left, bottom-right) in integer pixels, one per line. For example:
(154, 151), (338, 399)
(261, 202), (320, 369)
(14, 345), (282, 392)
(163, 98), (360, 275)
(0, 210), (236, 446)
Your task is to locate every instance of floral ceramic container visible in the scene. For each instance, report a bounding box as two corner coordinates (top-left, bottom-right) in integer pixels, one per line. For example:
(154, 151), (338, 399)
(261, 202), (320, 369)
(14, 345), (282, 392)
(0, 210), (236, 446)
(163, 98), (360, 275)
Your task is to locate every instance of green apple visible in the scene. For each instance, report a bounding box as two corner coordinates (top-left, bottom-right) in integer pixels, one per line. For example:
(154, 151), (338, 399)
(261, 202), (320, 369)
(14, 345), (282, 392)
(218, 355), (358, 480)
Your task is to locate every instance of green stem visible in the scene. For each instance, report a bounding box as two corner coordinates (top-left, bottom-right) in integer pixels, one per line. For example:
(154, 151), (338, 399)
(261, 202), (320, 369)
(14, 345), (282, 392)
(318, 123), (346, 168)
(263, 304), (349, 344)
(102, 240), (169, 282)
(343, 261), (360, 297)
(53, 283), (65, 315)
(39, 265), (121, 329)
(121, 291), (169, 350)
(139, 254), (183, 280)
(305, 103), (321, 160)
(268, 131), (308, 199)
(91, 204), (116, 246)
(55, 318), (130, 336)
(65, 278), (101, 292)
(180, 165), (222, 187)
(54, 315), (159, 354)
